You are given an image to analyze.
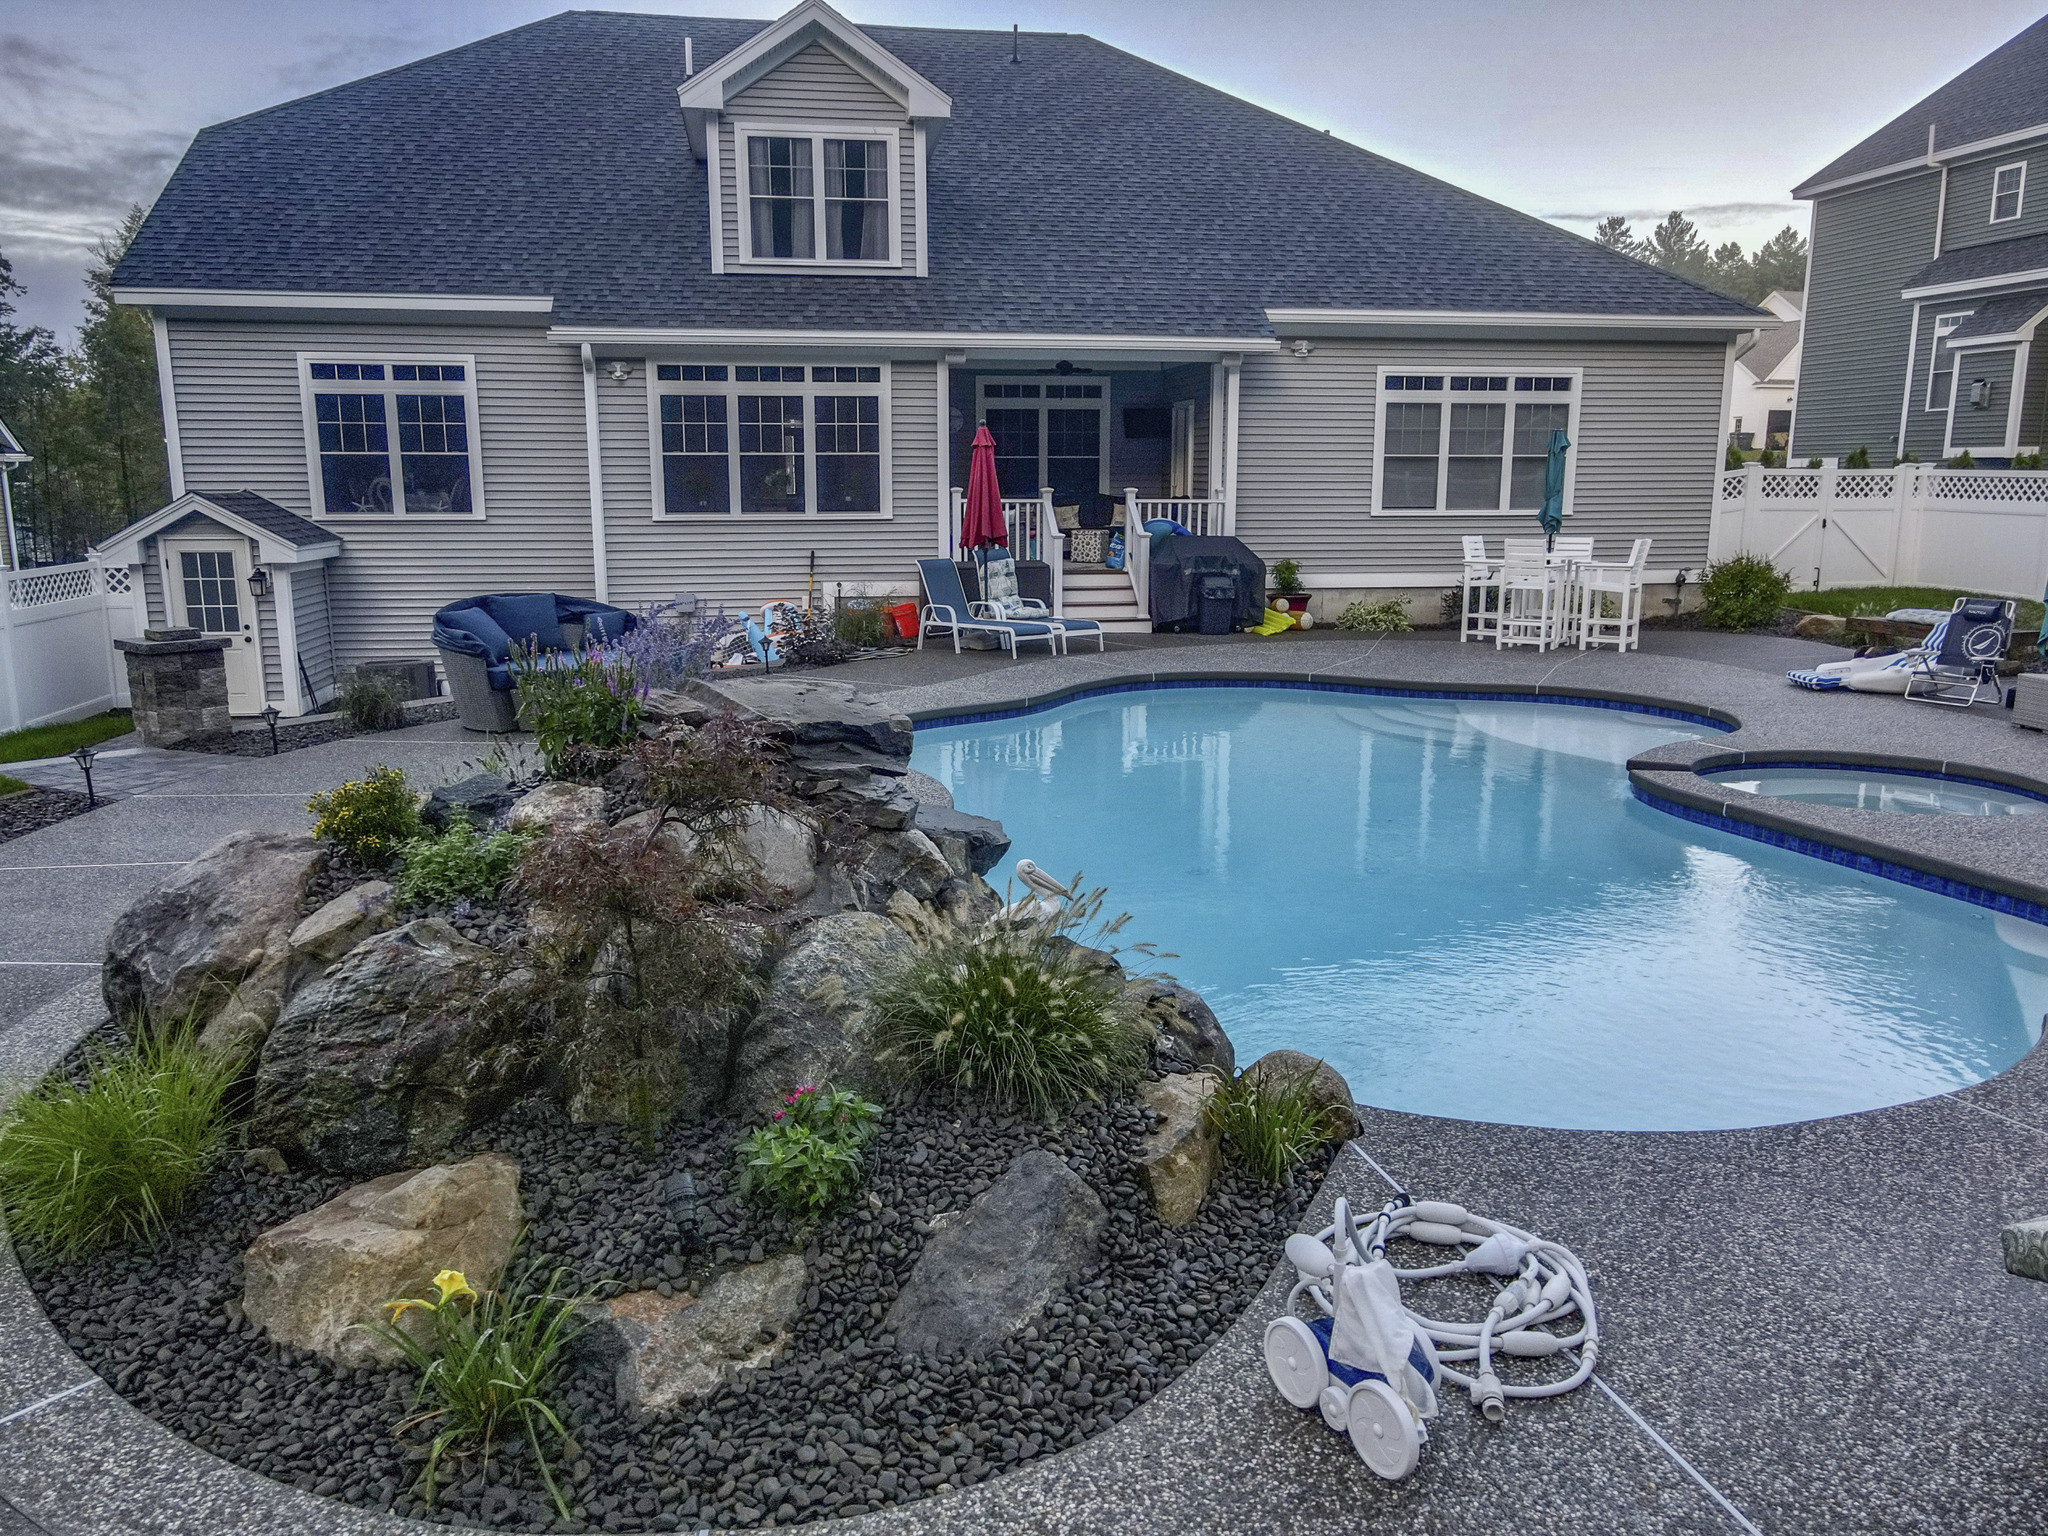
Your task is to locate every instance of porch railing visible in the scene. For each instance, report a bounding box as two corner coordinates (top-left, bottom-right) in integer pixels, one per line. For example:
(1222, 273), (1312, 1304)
(1121, 491), (1230, 619)
(946, 486), (1066, 617)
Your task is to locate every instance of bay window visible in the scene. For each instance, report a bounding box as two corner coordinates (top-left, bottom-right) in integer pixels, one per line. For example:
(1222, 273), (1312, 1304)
(299, 356), (483, 517)
(653, 363), (888, 517)
(1374, 370), (1579, 515)
(741, 126), (892, 264)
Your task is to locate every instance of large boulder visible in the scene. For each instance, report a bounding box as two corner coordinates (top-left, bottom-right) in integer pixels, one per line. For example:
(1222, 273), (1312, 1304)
(689, 676), (913, 758)
(102, 830), (324, 1036)
(715, 912), (910, 1115)
(251, 918), (527, 1175)
(1138, 1071), (1224, 1226)
(198, 881), (400, 1060)
(886, 1150), (1107, 1359)
(288, 881), (398, 966)
(507, 780), (607, 835)
(612, 804), (819, 904)
(1130, 978), (1235, 1072)
(851, 827), (953, 905)
(241, 1153), (522, 1368)
(1242, 1049), (1361, 1142)
(913, 804), (1011, 877)
(576, 1255), (807, 1412)
(420, 772), (512, 832)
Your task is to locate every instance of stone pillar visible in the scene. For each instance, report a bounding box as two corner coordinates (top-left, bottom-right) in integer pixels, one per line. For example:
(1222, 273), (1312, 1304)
(115, 628), (232, 749)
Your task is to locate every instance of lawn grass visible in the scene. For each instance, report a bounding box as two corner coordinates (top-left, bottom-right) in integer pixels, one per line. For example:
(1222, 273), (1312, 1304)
(0, 711), (132, 765)
(0, 774), (29, 797)
(1784, 586), (2045, 632)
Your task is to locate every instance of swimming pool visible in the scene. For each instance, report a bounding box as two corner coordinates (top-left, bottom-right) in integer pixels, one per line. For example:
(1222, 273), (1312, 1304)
(1703, 763), (2047, 816)
(912, 686), (2048, 1131)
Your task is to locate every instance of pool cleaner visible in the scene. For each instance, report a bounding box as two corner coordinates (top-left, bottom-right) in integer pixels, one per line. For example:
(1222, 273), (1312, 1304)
(1264, 1194), (1599, 1480)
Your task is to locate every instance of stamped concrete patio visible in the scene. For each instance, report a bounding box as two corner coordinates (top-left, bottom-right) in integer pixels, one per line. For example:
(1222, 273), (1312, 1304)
(3, 626), (2046, 1534)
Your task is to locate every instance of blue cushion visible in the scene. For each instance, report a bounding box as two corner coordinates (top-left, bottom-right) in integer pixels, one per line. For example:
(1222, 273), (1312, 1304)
(481, 593), (566, 652)
(437, 605), (515, 664)
(486, 663), (514, 691)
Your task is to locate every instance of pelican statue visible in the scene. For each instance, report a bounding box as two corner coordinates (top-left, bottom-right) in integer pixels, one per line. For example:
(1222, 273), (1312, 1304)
(998, 859), (1072, 923)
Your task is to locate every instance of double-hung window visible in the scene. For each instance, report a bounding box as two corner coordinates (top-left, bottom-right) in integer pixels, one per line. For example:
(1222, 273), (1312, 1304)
(1928, 313), (1974, 410)
(653, 363), (887, 516)
(741, 126), (893, 263)
(1375, 371), (1579, 515)
(300, 357), (482, 517)
(1993, 161), (2027, 223)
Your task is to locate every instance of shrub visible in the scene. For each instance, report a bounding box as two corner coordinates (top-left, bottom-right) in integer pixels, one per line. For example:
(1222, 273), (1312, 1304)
(336, 670), (410, 732)
(0, 1027), (239, 1260)
(1205, 1063), (1331, 1184)
(1698, 554), (1793, 631)
(832, 593), (889, 648)
(1437, 586), (1464, 627)
(779, 605), (855, 667)
(307, 766), (420, 868)
(1334, 596), (1412, 633)
(613, 597), (741, 692)
(1724, 441), (1745, 470)
(1805, 457), (1824, 469)
(367, 1266), (587, 1520)
(512, 644), (644, 781)
(1758, 448), (1786, 468)
(737, 1085), (884, 1218)
(2015, 451), (2044, 470)
(1843, 445), (1872, 469)
(631, 717), (779, 846)
(1947, 450), (1976, 468)
(867, 891), (1149, 1115)
(395, 821), (538, 908)
(1272, 559), (1305, 596)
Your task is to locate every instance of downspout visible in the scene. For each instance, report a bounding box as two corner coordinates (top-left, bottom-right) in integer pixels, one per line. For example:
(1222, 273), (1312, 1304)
(151, 312), (184, 498)
(580, 343), (610, 604)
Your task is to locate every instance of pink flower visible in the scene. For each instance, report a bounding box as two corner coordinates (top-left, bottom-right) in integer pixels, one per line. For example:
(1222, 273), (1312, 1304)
(773, 1110), (785, 1121)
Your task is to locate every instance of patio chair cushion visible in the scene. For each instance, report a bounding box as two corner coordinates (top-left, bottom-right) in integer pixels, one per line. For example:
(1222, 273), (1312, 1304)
(486, 662), (515, 691)
(983, 555), (1022, 612)
(481, 592), (567, 652)
(435, 604), (515, 665)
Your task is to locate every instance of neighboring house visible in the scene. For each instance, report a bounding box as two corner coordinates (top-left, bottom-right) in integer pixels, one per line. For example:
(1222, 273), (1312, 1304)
(1792, 15), (2048, 463)
(1729, 290), (1802, 450)
(108, 1), (1763, 716)
(0, 416), (27, 570)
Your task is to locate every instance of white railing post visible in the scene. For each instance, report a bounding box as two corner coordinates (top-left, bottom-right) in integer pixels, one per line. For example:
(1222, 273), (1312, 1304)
(947, 487), (964, 559)
(1122, 489), (1145, 614)
(1044, 491), (1064, 617)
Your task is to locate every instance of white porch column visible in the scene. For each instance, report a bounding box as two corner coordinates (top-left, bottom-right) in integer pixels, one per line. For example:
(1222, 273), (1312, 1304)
(1207, 364), (1226, 500)
(579, 343), (610, 604)
(269, 565), (307, 715)
(1221, 352), (1243, 535)
(152, 312), (185, 500)
(939, 351), (964, 556)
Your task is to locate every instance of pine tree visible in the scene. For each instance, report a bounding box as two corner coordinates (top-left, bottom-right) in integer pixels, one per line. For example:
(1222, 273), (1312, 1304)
(1593, 215), (1640, 255)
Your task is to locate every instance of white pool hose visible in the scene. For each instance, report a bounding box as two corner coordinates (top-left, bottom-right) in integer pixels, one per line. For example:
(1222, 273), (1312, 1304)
(1288, 1195), (1599, 1424)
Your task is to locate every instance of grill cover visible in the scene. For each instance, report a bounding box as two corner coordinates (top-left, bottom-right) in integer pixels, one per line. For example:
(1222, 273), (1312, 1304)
(1147, 535), (1267, 628)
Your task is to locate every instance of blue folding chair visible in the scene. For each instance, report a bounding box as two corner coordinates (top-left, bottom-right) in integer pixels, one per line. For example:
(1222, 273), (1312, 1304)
(915, 559), (1059, 658)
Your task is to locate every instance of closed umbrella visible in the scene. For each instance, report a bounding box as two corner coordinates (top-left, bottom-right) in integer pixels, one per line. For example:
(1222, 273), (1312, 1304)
(1539, 428), (1570, 552)
(959, 423), (1010, 581)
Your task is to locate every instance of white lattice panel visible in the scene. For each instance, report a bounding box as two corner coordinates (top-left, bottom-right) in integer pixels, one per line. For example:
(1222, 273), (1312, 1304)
(102, 567), (132, 595)
(1834, 473), (1898, 500)
(1717, 473), (1747, 502)
(5, 564), (96, 609)
(1926, 470), (2048, 503)
(1758, 472), (1821, 501)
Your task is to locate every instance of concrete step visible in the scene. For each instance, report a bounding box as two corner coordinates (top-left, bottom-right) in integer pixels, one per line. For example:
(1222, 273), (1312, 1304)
(1063, 573), (1133, 590)
(1062, 597), (1142, 618)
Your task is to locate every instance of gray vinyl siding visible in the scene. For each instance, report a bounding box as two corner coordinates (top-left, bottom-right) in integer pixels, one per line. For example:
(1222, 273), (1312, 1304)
(141, 553), (165, 627)
(291, 563), (335, 701)
(2022, 347), (2048, 449)
(1948, 347), (2017, 448)
(718, 42), (916, 275)
(1792, 172), (1941, 459)
(1940, 143), (2048, 252)
(163, 318), (594, 668)
(1233, 338), (1727, 573)
(596, 359), (935, 609)
(256, 585), (282, 701)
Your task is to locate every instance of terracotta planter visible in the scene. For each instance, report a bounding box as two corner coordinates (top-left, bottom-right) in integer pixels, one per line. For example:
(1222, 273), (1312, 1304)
(1267, 592), (1310, 614)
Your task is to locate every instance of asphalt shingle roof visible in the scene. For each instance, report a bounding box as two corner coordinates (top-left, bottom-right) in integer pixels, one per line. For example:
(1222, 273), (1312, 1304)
(194, 490), (333, 548)
(1738, 319), (1800, 380)
(116, 11), (1756, 336)
(1943, 290), (2048, 342)
(1797, 15), (2048, 194)
(1903, 228), (2048, 293)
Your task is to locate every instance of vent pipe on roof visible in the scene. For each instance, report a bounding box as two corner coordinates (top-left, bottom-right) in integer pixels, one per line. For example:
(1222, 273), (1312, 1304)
(685, 36), (695, 77)
(1011, 24), (1019, 63)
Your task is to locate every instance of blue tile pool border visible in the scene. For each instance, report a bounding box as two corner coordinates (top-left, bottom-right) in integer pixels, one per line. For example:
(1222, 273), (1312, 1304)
(1632, 783), (2048, 928)
(913, 676), (1738, 733)
(1700, 759), (2048, 806)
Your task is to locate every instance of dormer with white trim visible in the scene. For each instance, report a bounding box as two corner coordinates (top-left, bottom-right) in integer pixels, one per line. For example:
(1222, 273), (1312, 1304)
(678, 0), (951, 279)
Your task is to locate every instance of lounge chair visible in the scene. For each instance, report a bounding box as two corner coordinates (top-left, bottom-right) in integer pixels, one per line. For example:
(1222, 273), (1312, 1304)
(915, 559), (1059, 658)
(978, 551), (1105, 653)
(1904, 597), (2014, 707)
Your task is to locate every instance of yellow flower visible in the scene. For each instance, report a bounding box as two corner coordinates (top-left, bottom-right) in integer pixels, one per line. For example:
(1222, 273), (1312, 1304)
(433, 1269), (478, 1306)
(384, 1297), (429, 1321)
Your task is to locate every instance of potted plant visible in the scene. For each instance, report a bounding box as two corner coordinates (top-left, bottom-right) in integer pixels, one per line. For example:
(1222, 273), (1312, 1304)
(1269, 559), (1310, 614)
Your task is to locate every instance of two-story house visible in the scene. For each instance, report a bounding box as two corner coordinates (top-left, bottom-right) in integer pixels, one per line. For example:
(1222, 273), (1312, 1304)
(104, 1), (1762, 716)
(1793, 14), (2048, 464)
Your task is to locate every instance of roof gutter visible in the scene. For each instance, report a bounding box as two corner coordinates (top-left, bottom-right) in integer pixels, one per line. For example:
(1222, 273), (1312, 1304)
(548, 326), (1282, 359)
(1264, 307), (1772, 341)
(115, 288), (555, 324)
(1901, 266), (2048, 301)
(1795, 118), (2048, 200)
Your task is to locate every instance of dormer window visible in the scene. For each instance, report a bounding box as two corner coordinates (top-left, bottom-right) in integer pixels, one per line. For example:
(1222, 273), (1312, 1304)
(741, 128), (892, 263)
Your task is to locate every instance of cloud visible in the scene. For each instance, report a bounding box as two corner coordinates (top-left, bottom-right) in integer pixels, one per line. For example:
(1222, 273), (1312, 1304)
(1546, 201), (1803, 225)
(0, 33), (118, 103)
(0, 127), (184, 256)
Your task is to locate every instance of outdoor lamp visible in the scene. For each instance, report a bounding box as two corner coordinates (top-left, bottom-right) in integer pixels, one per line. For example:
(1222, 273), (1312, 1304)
(69, 744), (97, 808)
(260, 702), (281, 755)
(246, 566), (272, 598)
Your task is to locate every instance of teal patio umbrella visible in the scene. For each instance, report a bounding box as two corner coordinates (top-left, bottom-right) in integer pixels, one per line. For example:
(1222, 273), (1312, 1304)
(1539, 428), (1571, 551)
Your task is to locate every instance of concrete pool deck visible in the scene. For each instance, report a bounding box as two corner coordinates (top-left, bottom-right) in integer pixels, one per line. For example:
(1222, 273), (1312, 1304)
(2, 628), (2046, 1533)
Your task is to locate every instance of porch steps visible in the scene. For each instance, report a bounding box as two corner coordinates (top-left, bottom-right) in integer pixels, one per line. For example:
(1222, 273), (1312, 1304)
(1060, 571), (1151, 633)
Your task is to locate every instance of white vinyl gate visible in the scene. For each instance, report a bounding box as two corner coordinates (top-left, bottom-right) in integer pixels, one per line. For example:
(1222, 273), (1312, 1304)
(0, 560), (141, 734)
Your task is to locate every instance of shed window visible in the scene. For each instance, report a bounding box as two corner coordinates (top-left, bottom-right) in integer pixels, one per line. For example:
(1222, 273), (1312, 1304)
(302, 356), (482, 517)
(1374, 370), (1579, 515)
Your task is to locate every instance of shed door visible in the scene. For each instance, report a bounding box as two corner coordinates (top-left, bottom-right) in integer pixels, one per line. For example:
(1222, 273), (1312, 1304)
(163, 539), (263, 715)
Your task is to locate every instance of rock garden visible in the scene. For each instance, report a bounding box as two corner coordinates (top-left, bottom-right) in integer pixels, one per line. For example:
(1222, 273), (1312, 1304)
(0, 662), (1354, 1534)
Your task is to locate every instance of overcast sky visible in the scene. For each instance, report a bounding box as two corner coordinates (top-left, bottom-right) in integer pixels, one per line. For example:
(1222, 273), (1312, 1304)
(4, 0), (2045, 340)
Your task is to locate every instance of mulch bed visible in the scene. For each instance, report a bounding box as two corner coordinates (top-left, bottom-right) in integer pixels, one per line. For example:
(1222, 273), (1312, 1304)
(0, 784), (98, 846)
(22, 1071), (1316, 1532)
(173, 701), (462, 759)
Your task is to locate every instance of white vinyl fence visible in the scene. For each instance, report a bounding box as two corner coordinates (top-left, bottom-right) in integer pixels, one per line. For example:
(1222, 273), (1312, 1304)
(0, 560), (141, 734)
(1712, 463), (2048, 599)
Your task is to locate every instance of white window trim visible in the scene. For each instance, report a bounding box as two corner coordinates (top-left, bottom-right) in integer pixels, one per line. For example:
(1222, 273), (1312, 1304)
(1942, 344), (2024, 456)
(732, 119), (903, 269)
(1927, 312), (1974, 411)
(1992, 160), (2028, 223)
(1369, 366), (1582, 517)
(976, 375), (1116, 498)
(296, 352), (485, 519)
(645, 360), (894, 520)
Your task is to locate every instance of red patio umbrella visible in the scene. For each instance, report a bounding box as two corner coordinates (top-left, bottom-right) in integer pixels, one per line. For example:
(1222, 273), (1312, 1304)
(959, 423), (1009, 576)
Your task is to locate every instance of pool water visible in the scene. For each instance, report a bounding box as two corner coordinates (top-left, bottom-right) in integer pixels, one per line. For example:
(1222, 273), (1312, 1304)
(1704, 765), (2046, 817)
(913, 688), (2048, 1131)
